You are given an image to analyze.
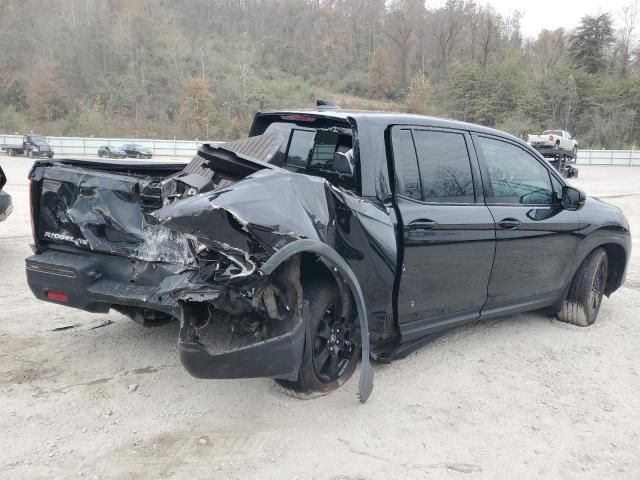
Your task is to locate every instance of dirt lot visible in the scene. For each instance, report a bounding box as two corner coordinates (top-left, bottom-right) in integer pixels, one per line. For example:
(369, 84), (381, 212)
(1, 156), (639, 479)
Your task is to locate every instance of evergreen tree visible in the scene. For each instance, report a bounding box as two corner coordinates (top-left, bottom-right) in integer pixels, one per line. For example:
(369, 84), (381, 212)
(569, 14), (615, 74)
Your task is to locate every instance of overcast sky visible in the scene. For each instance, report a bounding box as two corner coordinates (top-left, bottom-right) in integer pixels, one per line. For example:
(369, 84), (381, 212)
(430, 0), (634, 39)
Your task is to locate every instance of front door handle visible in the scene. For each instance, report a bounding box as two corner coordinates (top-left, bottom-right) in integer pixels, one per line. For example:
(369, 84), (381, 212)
(498, 218), (521, 229)
(407, 219), (439, 231)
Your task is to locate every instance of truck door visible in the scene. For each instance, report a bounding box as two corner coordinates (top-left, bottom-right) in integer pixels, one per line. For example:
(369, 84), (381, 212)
(471, 134), (580, 310)
(390, 127), (496, 340)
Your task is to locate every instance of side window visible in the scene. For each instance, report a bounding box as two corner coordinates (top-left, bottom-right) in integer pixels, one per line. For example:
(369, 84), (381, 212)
(413, 130), (475, 203)
(391, 128), (422, 200)
(476, 136), (553, 205)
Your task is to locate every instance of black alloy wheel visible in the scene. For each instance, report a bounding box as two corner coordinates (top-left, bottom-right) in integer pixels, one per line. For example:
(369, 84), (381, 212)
(312, 302), (357, 384)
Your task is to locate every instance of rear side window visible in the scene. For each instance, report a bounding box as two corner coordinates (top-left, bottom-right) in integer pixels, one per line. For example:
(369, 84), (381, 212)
(412, 130), (475, 203)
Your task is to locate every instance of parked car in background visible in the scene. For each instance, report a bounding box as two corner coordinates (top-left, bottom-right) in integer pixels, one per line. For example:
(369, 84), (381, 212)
(0, 165), (12, 222)
(527, 130), (578, 158)
(120, 144), (153, 159)
(1, 135), (54, 158)
(25, 107), (630, 401)
(97, 145), (127, 158)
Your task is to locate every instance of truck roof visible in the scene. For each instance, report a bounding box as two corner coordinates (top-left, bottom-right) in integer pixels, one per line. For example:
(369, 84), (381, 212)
(255, 109), (522, 143)
(253, 109), (527, 198)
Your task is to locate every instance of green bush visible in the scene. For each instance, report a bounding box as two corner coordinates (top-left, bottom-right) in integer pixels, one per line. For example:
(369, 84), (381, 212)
(335, 70), (370, 97)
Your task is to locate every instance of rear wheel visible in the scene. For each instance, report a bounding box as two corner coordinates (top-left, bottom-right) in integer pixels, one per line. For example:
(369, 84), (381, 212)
(276, 280), (360, 398)
(7, 149), (14, 156)
(557, 248), (608, 327)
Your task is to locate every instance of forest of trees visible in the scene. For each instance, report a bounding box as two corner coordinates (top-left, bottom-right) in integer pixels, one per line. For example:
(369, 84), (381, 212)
(0, 0), (639, 147)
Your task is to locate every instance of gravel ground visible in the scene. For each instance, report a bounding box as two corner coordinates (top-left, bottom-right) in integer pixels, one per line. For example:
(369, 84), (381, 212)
(1, 155), (639, 479)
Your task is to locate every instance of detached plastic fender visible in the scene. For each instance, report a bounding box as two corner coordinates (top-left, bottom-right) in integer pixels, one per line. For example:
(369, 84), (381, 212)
(260, 239), (374, 403)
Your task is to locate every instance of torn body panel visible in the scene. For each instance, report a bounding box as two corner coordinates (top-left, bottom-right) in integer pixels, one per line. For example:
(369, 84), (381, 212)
(151, 170), (393, 401)
(152, 168), (396, 338)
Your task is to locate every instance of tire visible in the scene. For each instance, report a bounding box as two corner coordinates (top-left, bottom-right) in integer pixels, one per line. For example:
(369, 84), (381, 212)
(276, 280), (360, 398)
(7, 149), (14, 156)
(47, 153), (53, 159)
(557, 248), (608, 327)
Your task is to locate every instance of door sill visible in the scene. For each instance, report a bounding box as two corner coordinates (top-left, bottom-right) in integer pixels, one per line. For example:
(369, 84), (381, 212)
(399, 311), (480, 343)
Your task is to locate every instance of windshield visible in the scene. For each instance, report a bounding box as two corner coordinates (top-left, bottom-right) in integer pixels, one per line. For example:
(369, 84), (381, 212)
(30, 136), (46, 143)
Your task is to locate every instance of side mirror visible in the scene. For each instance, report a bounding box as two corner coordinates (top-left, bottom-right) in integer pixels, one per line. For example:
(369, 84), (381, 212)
(561, 185), (586, 211)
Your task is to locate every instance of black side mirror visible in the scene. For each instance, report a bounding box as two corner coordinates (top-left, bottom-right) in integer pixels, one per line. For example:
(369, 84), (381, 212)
(561, 185), (586, 211)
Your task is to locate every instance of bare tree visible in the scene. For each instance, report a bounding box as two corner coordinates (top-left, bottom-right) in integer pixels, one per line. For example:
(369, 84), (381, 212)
(429, 0), (466, 77)
(384, 0), (423, 88)
(619, 0), (640, 75)
(533, 29), (567, 75)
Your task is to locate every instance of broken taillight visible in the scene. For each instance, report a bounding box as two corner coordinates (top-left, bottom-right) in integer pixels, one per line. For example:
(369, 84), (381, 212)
(46, 291), (69, 302)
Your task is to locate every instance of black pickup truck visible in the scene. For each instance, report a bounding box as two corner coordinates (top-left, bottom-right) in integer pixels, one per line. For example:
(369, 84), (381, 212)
(2, 135), (54, 158)
(25, 108), (630, 401)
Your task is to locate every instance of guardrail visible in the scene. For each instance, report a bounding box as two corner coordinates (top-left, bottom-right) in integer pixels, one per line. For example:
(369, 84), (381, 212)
(576, 150), (640, 166)
(2, 133), (638, 165)
(0, 134), (219, 157)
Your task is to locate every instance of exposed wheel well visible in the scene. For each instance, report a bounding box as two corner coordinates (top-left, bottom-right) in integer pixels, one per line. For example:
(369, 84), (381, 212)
(300, 252), (336, 285)
(599, 243), (626, 295)
(299, 253), (353, 316)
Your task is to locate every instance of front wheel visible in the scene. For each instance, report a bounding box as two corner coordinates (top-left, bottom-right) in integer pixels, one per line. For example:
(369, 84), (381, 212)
(557, 248), (608, 327)
(276, 280), (360, 398)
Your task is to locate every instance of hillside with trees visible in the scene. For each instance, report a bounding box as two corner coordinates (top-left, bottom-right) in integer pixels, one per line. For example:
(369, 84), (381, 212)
(0, 0), (638, 148)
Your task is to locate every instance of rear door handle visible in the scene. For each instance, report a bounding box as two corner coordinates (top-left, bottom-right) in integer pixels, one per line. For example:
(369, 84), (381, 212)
(498, 218), (521, 229)
(407, 219), (438, 231)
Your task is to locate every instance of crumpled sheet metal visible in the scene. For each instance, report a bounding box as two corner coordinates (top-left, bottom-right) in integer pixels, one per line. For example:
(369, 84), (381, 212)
(153, 169), (339, 254)
(39, 167), (195, 267)
(153, 167), (398, 340)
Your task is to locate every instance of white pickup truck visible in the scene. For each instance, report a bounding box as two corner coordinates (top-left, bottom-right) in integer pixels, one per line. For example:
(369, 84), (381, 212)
(527, 130), (578, 158)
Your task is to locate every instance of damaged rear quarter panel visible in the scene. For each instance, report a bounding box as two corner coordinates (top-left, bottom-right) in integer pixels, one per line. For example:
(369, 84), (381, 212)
(153, 167), (398, 340)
